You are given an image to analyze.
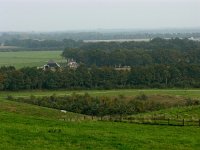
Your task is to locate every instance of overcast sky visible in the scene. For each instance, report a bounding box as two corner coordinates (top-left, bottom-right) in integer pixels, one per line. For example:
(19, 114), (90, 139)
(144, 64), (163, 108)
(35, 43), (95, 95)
(0, 0), (200, 31)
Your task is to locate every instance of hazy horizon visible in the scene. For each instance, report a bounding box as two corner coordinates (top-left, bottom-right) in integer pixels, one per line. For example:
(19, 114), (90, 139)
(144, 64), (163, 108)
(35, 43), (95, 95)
(0, 0), (200, 32)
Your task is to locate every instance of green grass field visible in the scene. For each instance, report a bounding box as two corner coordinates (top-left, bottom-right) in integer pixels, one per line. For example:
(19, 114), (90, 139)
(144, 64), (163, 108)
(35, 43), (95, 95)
(1, 98), (200, 150)
(1, 89), (200, 99)
(0, 51), (63, 68)
(1, 89), (200, 149)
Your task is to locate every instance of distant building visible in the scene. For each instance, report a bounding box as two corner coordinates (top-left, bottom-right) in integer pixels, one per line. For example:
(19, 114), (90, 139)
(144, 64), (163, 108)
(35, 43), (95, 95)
(39, 60), (61, 71)
(38, 59), (79, 71)
(114, 65), (131, 71)
(67, 59), (79, 69)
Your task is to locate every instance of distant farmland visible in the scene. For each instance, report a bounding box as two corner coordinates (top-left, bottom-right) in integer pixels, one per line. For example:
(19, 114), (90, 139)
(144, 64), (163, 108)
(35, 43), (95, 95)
(1, 89), (200, 99)
(0, 51), (63, 68)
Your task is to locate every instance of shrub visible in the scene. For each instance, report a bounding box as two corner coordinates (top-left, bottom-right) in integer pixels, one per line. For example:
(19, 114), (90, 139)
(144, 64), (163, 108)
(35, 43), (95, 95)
(135, 93), (148, 101)
(7, 95), (14, 100)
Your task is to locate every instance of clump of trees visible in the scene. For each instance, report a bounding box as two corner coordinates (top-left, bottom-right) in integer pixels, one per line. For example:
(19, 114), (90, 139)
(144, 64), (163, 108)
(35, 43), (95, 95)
(62, 38), (200, 66)
(0, 63), (200, 91)
(7, 93), (200, 116)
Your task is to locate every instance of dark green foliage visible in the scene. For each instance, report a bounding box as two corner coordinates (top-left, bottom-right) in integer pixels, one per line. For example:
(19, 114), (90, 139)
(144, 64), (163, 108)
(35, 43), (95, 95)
(62, 38), (200, 67)
(1, 63), (200, 90)
(9, 93), (200, 117)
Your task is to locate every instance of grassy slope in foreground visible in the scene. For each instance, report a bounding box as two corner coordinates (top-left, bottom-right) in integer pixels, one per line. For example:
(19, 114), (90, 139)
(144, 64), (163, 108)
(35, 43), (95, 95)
(0, 100), (200, 150)
(0, 99), (84, 120)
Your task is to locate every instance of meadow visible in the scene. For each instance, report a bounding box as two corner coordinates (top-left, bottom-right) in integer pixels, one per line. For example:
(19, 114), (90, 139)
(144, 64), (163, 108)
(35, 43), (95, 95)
(1, 89), (200, 99)
(0, 51), (63, 68)
(1, 98), (200, 150)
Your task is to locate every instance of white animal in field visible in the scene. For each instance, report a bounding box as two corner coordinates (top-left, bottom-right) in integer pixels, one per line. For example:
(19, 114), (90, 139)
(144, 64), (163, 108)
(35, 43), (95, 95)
(61, 110), (67, 113)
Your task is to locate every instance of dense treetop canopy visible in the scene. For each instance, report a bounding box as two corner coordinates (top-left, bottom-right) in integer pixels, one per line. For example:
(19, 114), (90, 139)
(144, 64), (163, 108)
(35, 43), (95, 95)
(62, 38), (200, 66)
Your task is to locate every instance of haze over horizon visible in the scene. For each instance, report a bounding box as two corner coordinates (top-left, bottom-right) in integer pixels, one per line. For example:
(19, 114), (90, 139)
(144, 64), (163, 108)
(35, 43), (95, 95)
(0, 0), (200, 32)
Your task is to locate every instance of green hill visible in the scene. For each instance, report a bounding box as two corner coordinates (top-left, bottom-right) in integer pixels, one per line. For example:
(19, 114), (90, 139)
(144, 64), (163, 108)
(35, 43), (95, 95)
(0, 99), (84, 120)
(1, 99), (200, 149)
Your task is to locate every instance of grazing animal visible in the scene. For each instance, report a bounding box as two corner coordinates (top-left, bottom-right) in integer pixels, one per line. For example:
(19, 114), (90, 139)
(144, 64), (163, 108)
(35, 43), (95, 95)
(61, 110), (67, 113)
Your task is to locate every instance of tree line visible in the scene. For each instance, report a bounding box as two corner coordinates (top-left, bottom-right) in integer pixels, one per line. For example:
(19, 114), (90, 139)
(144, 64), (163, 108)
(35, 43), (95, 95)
(62, 38), (200, 66)
(7, 93), (200, 116)
(0, 63), (200, 91)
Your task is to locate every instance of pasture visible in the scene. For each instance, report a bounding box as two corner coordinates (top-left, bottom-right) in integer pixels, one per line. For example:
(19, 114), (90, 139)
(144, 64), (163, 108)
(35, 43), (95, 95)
(1, 89), (200, 149)
(1, 99), (200, 150)
(0, 51), (63, 68)
(1, 89), (200, 99)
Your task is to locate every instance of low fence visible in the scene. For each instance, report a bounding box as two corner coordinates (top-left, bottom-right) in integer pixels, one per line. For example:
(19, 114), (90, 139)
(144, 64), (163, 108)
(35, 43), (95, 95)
(124, 117), (200, 126)
(60, 115), (200, 127)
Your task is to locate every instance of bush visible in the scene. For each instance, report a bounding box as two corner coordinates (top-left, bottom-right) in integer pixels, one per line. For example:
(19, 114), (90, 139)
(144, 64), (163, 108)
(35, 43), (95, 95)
(7, 93), (200, 117)
(135, 94), (148, 101)
(7, 95), (14, 100)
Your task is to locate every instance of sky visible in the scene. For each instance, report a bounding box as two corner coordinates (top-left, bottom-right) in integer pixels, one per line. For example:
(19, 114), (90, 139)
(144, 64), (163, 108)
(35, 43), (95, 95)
(0, 0), (200, 31)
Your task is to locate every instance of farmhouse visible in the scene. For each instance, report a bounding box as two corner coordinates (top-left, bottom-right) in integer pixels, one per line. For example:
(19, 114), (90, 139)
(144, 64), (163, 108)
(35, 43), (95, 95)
(43, 60), (60, 71)
(114, 65), (131, 71)
(38, 59), (79, 71)
(67, 59), (79, 69)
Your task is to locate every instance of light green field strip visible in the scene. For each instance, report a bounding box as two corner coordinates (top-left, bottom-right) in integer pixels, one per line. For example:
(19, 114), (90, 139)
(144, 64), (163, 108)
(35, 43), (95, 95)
(1, 89), (200, 99)
(0, 51), (63, 68)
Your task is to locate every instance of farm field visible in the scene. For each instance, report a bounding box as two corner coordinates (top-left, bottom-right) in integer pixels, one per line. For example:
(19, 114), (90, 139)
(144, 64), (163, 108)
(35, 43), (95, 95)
(0, 51), (63, 69)
(1, 89), (200, 99)
(1, 99), (200, 150)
